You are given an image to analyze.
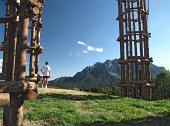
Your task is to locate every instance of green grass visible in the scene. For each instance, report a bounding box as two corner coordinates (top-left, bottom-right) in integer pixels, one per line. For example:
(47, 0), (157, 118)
(0, 108), (2, 119)
(23, 93), (170, 126)
(1, 93), (170, 126)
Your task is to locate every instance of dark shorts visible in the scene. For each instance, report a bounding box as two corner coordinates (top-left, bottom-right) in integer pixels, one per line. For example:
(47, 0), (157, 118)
(43, 76), (50, 79)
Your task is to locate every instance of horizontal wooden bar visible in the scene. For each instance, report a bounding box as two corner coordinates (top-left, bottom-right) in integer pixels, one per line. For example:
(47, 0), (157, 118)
(0, 81), (37, 93)
(27, 46), (43, 54)
(0, 90), (38, 107)
(0, 17), (11, 23)
(26, 76), (38, 82)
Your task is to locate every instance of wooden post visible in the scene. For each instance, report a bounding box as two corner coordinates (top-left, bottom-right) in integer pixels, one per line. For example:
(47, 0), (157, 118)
(35, 14), (43, 76)
(3, 1), (19, 125)
(35, 23), (41, 75)
(2, 2), (10, 125)
(9, 1), (29, 125)
(29, 20), (37, 78)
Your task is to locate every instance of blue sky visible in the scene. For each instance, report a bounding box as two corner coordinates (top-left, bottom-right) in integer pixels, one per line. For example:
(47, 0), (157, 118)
(0, 0), (170, 80)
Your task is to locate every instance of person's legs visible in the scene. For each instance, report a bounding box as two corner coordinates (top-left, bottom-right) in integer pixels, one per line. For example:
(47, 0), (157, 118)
(42, 77), (45, 88)
(45, 77), (48, 88)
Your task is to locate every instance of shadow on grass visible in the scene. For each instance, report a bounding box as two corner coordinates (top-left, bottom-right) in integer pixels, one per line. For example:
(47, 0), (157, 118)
(80, 113), (170, 126)
(38, 93), (121, 101)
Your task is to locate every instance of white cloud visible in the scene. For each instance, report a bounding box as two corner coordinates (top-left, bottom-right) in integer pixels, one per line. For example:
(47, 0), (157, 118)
(87, 46), (103, 53)
(87, 46), (95, 51)
(77, 41), (104, 54)
(77, 41), (86, 46)
(82, 50), (89, 54)
(95, 48), (103, 53)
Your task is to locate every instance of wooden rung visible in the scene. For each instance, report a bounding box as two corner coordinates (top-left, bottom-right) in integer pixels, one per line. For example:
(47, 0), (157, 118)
(0, 17), (11, 23)
(30, 45), (38, 49)
(0, 81), (37, 93)
(0, 90), (38, 107)
(26, 77), (38, 82)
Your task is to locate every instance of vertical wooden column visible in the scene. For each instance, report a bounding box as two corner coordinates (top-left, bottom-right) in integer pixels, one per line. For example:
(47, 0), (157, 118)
(127, 0), (134, 81)
(118, 0), (126, 96)
(2, 1), (10, 80)
(118, 0), (123, 82)
(131, 1), (138, 81)
(10, 1), (29, 125)
(35, 15), (42, 75)
(29, 20), (37, 78)
(3, 1), (19, 126)
(3, 1), (10, 125)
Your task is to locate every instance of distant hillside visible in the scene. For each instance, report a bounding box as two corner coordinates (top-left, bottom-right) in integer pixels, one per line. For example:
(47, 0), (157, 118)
(49, 59), (169, 89)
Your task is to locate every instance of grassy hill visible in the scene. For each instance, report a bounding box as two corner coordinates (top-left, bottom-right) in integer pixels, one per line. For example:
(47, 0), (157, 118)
(1, 88), (170, 126)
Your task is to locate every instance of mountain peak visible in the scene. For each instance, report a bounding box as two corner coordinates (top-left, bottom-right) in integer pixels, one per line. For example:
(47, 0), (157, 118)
(50, 59), (169, 89)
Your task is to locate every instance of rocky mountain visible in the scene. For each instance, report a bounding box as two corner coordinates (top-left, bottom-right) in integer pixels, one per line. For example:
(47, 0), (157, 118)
(49, 59), (169, 89)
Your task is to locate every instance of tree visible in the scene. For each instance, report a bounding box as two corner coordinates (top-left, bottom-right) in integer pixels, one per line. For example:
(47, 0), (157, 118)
(154, 72), (170, 99)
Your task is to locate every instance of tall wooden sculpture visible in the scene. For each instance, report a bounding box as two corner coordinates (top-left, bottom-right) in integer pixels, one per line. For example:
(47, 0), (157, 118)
(117, 0), (154, 99)
(0, 0), (44, 125)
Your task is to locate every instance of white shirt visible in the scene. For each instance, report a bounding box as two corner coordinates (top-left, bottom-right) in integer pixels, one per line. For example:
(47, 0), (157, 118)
(41, 65), (51, 76)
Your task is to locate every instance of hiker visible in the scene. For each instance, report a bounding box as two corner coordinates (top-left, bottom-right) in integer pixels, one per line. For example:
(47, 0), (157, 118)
(41, 62), (51, 88)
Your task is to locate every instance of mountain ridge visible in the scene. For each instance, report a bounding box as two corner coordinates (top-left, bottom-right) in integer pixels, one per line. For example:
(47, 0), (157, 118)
(50, 59), (169, 89)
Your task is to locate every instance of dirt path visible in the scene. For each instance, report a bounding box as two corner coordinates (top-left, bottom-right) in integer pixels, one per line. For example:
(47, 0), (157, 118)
(0, 88), (91, 107)
(38, 88), (90, 96)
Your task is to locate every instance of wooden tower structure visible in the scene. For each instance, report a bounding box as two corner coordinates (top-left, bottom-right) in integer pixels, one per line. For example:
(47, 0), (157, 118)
(0, 0), (44, 125)
(117, 0), (154, 99)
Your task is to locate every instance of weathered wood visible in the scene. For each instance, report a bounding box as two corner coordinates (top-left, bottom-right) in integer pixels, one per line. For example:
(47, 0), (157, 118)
(1, 0), (44, 125)
(117, 0), (154, 100)
(2, 2), (11, 125)
(0, 44), (3, 51)
(28, 7), (41, 19)
(10, 93), (24, 126)
(32, 7), (40, 15)
(0, 90), (37, 107)
(0, 17), (11, 23)
(0, 81), (37, 93)
(29, 19), (38, 78)
(0, 93), (9, 107)
(28, 0), (43, 10)
(35, 14), (42, 75)
(3, 2), (19, 126)
(9, 1), (30, 125)
(3, 106), (10, 126)
(15, 7), (29, 81)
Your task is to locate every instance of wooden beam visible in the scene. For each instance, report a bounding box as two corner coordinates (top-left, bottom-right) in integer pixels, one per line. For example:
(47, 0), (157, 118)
(0, 93), (9, 107)
(0, 44), (3, 51)
(0, 81), (37, 93)
(0, 17), (11, 23)
(0, 90), (38, 107)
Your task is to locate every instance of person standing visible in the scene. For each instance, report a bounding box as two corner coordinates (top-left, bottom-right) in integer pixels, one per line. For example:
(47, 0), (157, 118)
(41, 62), (51, 88)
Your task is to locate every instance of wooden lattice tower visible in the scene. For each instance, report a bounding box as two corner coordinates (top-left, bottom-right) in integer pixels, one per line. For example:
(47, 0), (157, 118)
(117, 0), (154, 99)
(0, 0), (44, 125)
